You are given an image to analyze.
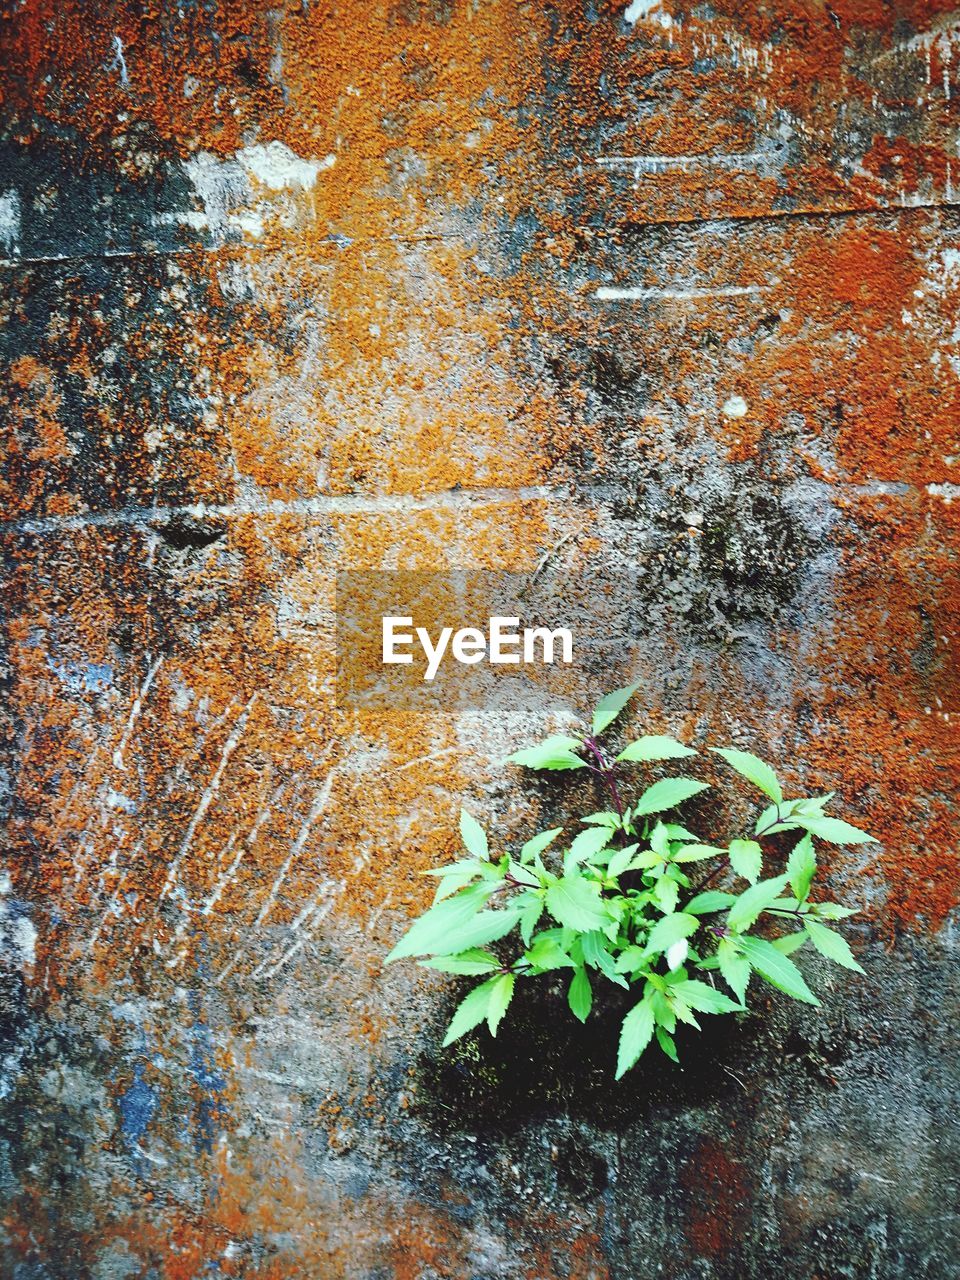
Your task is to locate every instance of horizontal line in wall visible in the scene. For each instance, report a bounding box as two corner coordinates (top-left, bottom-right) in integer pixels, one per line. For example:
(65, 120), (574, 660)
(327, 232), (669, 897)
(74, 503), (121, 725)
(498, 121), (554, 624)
(0, 485), (563, 538)
(594, 284), (770, 301)
(0, 480), (935, 541)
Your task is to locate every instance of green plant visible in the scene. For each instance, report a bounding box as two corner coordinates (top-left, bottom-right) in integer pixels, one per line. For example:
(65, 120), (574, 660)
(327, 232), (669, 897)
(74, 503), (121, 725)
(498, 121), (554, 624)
(385, 684), (876, 1078)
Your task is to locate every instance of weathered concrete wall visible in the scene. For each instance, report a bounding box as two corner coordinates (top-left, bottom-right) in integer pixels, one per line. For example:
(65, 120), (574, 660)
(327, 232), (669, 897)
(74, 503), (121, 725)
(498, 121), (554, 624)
(1, 2), (959, 1276)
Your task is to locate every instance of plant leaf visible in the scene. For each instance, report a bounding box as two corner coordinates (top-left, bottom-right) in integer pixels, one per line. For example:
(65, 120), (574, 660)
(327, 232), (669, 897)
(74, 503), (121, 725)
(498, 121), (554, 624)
(712, 748), (783, 803)
(439, 907), (525, 954)
(726, 874), (791, 933)
(616, 999), (655, 1079)
(605, 843), (640, 879)
(717, 937), (751, 1002)
(653, 878), (680, 915)
(656, 1026), (679, 1062)
(441, 978), (497, 1046)
(519, 827), (564, 862)
(486, 973), (516, 1035)
(770, 931), (808, 954)
(644, 911), (699, 956)
(581, 931), (629, 988)
(524, 935), (576, 972)
(617, 735), (695, 763)
(786, 833), (817, 902)
(507, 735), (586, 771)
(804, 919), (865, 973)
(545, 876), (612, 932)
(568, 825), (614, 865)
(459, 809), (488, 858)
(813, 902), (858, 921)
(738, 935), (820, 1005)
(386, 883), (492, 962)
(669, 979), (742, 1014)
(673, 843), (726, 863)
(592, 682), (641, 735)
(634, 777), (710, 817)
(729, 839), (763, 885)
(791, 814), (877, 845)
(419, 949), (500, 975)
(519, 898), (545, 946)
(685, 890), (736, 914)
(568, 966), (593, 1022)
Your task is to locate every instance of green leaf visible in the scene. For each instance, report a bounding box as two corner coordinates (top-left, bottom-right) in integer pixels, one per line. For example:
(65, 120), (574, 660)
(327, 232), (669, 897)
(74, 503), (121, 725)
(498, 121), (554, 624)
(459, 809), (488, 858)
(673, 843), (726, 863)
(614, 945), (648, 976)
(791, 814), (877, 845)
(386, 883), (491, 962)
(737, 936), (820, 1005)
(656, 1025), (679, 1062)
(644, 912), (699, 956)
(519, 898), (545, 946)
(770, 931), (808, 954)
(440, 907), (525, 954)
(507, 735), (586, 771)
(418, 949), (500, 975)
(568, 966), (593, 1022)
(813, 902), (858, 921)
(616, 998), (655, 1079)
(711, 747), (783, 803)
(441, 979), (497, 1046)
(524, 935), (576, 972)
(581, 811), (621, 827)
(568, 826), (614, 865)
(726, 874), (791, 933)
(669, 979), (742, 1014)
(653, 878), (680, 915)
(519, 827), (564, 862)
(804, 920), (865, 973)
(545, 876), (612, 932)
(428, 861), (485, 904)
(486, 973), (516, 1035)
(685, 890), (736, 914)
(581, 931), (629, 988)
(729, 839), (763, 885)
(605, 843), (640, 879)
(592, 682), (641, 735)
(787, 833), (816, 902)
(617, 735), (695, 763)
(717, 937), (751, 1003)
(634, 777), (710, 817)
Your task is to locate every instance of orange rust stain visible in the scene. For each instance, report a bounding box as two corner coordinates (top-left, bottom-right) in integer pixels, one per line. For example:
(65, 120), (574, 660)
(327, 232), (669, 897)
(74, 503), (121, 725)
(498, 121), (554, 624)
(680, 1137), (751, 1258)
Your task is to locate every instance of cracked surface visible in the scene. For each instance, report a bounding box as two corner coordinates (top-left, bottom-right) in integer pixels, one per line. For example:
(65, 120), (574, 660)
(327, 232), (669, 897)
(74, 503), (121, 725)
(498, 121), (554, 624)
(0, 2), (958, 1277)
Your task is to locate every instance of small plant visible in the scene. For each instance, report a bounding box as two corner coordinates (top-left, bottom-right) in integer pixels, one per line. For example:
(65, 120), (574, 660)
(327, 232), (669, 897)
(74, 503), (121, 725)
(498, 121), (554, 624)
(386, 685), (876, 1078)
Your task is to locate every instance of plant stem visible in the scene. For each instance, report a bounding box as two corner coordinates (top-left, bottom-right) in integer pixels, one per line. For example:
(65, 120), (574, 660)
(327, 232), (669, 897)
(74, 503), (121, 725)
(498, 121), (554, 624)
(583, 736), (625, 823)
(754, 805), (784, 838)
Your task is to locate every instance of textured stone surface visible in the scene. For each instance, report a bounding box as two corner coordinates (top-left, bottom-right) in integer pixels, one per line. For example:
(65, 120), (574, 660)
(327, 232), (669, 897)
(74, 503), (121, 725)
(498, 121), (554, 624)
(1, 2), (958, 1276)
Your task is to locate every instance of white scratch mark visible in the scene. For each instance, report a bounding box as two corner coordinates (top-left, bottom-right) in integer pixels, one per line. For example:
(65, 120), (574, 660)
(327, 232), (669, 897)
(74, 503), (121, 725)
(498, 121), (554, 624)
(108, 35), (129, 87)
(0, 189), (21, 258)
(1, 484), (562, 539)
(927, 483), (960, 502)
(113, 655), (163, 770)
(250, 886), (343, 982)
(255, 771), (337, 928)
(202, 784), (286, 918)
(595, 284), (769, 301)
(158, 693), (258, 904)
(596, 151), (771, 174)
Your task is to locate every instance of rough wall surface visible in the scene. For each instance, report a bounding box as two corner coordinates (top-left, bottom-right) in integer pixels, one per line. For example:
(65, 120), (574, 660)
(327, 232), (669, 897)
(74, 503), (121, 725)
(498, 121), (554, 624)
(1, 2), (959, 1277)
